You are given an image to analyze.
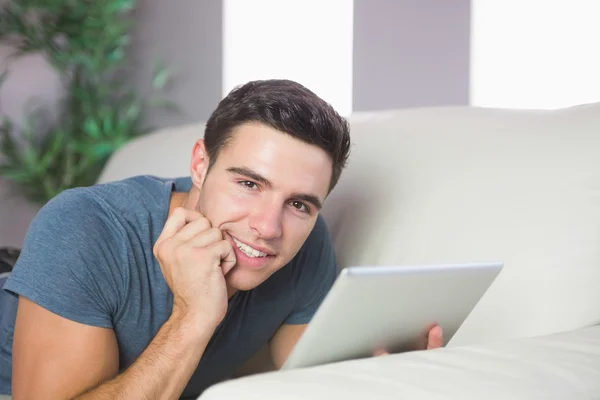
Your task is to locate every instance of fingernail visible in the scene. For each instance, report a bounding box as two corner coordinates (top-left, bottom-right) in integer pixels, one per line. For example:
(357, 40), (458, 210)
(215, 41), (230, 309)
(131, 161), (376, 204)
(437, 327), (443, 338)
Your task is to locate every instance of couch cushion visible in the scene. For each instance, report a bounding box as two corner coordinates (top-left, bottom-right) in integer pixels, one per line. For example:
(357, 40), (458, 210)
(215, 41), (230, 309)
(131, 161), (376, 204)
(200, 325), (600, 400)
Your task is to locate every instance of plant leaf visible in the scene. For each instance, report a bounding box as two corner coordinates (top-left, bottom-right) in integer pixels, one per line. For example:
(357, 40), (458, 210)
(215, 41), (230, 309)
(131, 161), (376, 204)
(102, 113), (114, 135)
(84, 118), (102, 139)
(124, 103), (141, 122)
(38, 131), (66, 171)
(92, 142), (114, 158)
(0, 0), (179, 204)
(152, 64), (170, 90)
(0, 167), (32, 183)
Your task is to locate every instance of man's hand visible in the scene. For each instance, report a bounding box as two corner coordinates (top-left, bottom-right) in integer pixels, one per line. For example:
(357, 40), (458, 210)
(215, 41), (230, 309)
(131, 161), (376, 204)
(153, 207), (237, 329)
(14, 206), (236, 400)
(373, 323), (444, 357)
(75, 208), (236, 399)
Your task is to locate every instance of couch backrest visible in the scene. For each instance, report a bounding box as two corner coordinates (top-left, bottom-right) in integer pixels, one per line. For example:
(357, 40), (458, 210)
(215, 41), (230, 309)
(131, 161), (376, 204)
(98, 103), (600, 346)
(98, 123), (204, 182)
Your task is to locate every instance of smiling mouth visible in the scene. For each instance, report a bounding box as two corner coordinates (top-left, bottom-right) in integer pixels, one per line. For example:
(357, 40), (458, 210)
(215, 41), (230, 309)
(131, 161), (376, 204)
(231, 236), (270, 258)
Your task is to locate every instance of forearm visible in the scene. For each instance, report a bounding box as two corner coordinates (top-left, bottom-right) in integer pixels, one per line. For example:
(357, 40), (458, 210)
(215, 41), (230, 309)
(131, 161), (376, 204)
(75, 309), (214, 400)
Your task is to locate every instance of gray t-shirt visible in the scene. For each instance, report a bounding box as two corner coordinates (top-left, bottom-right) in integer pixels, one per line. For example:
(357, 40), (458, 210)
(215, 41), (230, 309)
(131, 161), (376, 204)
(1, 175), (337, 398)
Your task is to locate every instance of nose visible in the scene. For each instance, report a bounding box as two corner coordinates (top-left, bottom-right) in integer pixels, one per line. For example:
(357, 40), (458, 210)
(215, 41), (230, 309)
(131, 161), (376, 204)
(249, 201), (283, 240)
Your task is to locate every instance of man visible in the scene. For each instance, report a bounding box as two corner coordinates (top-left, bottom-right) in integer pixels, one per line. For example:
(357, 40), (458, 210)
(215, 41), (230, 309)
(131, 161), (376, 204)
(0, 79), (443, 399)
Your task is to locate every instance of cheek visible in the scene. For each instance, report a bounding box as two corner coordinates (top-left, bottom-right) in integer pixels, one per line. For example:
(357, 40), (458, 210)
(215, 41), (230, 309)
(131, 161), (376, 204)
(281, 216), (316, 254)
(200, 182), (254, 225)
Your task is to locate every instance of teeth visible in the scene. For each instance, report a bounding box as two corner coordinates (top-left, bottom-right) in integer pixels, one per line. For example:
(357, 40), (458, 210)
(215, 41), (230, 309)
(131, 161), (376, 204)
(232, 237), (268, 258)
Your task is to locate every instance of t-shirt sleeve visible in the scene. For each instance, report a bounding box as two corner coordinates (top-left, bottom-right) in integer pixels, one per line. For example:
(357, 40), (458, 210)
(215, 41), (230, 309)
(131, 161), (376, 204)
(284, 214), (338, 325)
(2, 189), (125, 329)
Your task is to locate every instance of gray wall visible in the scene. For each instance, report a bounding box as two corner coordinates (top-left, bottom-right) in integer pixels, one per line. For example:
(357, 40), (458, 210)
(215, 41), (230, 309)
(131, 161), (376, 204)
(0, 47), (61, 247)
(129, 0), (222, 130)
(353, 0), (471, 111)
(0, 0), (223, 247)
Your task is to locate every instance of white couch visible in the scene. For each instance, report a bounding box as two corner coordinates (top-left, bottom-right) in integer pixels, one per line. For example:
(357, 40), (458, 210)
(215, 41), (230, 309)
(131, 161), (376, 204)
(97, 103), (600, 399)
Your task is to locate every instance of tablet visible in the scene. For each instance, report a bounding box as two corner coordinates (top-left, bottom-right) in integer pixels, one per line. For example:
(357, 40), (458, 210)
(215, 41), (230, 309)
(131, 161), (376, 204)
(281, 261), (503, 370)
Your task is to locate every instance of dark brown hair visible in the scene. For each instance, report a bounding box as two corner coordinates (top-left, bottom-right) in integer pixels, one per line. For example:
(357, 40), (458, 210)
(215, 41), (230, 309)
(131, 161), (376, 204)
(203, 79), (351, 192)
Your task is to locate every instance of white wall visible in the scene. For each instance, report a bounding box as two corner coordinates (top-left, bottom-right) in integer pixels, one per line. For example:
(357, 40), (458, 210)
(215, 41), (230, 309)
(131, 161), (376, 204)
(222, 0), (354, 116)
(470, 0), (600, 109)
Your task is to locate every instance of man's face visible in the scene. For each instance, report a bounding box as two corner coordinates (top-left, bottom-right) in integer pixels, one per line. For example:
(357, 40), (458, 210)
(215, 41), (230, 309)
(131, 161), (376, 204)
(191, 122), (332, 291)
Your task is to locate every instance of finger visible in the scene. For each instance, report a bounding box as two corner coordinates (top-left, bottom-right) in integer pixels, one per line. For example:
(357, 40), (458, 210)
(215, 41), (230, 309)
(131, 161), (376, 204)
(186, 227), (223, 248)
(413, 327), (429, 350)
(175, 216), (212, 242)
(373, 349), (390, 357)
(427, 325), (444, 350)
(411, 322), (438, 351)
(157, 208), (205, 243)
(208, 240), (237, 275)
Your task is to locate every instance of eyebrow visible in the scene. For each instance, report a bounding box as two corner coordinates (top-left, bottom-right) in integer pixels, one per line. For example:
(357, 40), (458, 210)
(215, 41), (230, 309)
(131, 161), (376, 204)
(291, 193), (323, 211)
(227, 166), (323, 210)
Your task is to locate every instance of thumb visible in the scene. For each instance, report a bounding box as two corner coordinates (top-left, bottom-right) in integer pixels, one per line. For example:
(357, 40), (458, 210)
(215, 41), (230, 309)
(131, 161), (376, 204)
(427, 325), (444, 349)
(210, 240), (237, 275)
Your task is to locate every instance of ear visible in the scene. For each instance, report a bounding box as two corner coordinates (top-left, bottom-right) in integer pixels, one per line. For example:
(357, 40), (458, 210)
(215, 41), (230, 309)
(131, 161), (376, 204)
(190, 139), (210, 188)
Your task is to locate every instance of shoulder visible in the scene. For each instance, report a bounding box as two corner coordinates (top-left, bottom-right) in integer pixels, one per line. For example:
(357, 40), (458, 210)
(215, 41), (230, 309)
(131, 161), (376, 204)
(29, 186), (115, 236)
(16, 176), (169, 273)
(4, 185), (133, 327)
(88, 175), (175, 213)
(289, 214), (337, 282)
(32, 175), (176, 233)
(15, 185), (127, 272)
(278, 215), (338, 324)
(297, 214), (335, 259)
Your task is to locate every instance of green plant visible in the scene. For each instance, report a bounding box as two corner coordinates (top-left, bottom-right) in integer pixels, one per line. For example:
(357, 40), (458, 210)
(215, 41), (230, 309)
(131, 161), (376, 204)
(0, 0), (175, 204)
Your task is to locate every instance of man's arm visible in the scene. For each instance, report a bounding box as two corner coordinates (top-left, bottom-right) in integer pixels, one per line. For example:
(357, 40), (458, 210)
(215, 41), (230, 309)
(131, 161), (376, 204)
(269, 324), (307, 369)
(12, 207), (234, 399)
(12, 297), (214, 400)
(12, 297), (118, 399)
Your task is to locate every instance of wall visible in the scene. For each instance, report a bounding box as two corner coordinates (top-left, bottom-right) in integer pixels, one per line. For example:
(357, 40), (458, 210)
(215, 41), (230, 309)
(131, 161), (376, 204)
(470, 0), (600, 109)
(129, 0), (222, 130)
(0, 0), (471, 247)
(0, 46), (62, 247)
(352, 0), (471, 111)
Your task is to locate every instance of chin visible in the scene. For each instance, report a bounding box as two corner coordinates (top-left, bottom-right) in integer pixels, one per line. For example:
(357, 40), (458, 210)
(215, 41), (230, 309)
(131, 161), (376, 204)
(225, 266), (272, 291)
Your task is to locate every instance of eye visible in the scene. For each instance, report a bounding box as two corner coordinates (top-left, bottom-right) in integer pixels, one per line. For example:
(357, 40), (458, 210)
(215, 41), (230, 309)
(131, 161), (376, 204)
(289, 200), (309, 213)
(239, 181), (258, 190)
